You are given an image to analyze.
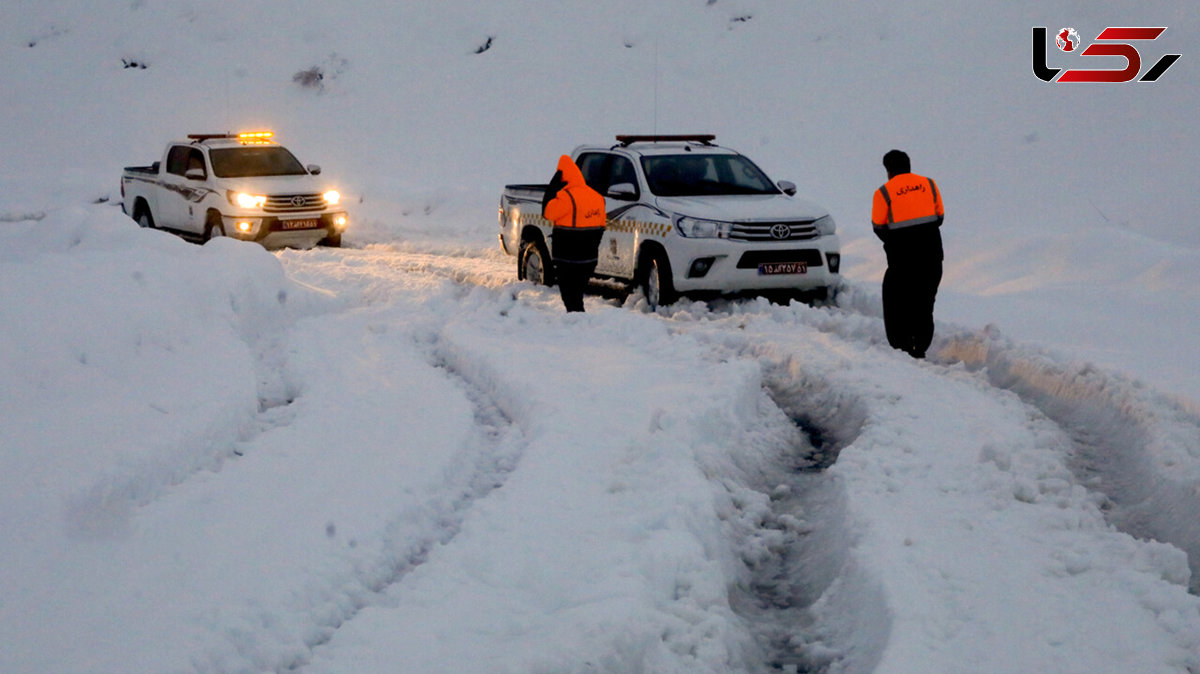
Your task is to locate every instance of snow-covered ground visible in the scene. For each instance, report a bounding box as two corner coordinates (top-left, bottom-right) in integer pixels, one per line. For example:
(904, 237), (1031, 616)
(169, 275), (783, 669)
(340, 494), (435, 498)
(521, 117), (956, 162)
(2, 2), (1199, 672)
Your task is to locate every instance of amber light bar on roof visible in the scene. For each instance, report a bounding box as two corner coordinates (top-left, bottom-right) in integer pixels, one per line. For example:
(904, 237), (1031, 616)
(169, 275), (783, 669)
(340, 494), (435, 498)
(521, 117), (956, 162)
(186, 131), (275, 144)
(237, 131), (273, 145)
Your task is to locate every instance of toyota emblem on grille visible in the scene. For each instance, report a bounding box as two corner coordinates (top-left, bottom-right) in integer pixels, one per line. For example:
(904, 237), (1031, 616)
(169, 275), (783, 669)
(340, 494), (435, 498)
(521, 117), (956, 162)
(769, 224), (791, 240)
(290, 196), (307, 208)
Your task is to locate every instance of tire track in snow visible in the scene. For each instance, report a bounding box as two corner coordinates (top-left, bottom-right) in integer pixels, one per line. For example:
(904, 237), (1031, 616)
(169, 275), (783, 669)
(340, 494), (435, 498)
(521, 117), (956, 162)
(289, 248), (873, 671)
(281, 334), (527, 670)
(827, 288), (1200, 594)
(59, 245), (530, 672)
(651, 292), (1200, 670)
(724, 362), (878, 673)
(707, 341), (900, 673)
(687, 288), (1200, 596)
(350, 248), (881, 670)
(281, 247), (1200, 671)
(938, 328), (1200, 594)
(244, 251), (533, 671)
(63, 299), (304, 540)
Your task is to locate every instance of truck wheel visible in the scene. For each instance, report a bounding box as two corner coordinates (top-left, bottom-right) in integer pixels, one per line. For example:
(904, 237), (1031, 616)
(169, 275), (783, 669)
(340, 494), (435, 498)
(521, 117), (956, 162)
(134, 203), (155, 229)
(205, 214), (225, 242)
(319, 233), (342, 247)
(520, 240), (554, 286)
(641, 250), (677, 310)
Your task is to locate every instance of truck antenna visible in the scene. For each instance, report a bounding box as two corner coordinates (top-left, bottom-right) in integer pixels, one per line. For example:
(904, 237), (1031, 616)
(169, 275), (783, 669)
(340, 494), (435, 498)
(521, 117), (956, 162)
(653, 38), (659, 135)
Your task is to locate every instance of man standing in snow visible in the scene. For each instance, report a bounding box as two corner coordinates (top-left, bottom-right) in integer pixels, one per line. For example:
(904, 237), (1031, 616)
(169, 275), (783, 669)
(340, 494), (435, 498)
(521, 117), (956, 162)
(871, 150), (944, 359)
(542, 155), (607, 312)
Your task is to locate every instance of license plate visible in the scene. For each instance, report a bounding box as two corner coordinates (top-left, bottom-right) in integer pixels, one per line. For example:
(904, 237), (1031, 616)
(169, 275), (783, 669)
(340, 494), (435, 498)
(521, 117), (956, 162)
(280, 218), (320, 230)
(758, 262), (807, 275)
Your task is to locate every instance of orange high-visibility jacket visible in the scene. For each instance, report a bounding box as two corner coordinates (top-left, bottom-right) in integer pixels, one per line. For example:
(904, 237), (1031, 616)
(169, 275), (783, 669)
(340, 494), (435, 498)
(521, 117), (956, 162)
(871, 173), (943, 232)
(544, 155), (606, 230)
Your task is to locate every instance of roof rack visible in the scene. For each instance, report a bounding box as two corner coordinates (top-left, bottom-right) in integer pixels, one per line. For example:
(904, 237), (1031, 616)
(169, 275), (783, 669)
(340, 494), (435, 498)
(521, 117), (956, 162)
(614, 134), (716, 147)
(187, 133), (236, 142)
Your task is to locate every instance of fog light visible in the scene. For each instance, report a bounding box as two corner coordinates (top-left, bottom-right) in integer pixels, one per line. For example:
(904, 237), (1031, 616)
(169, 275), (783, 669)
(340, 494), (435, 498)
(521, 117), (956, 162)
(229, 218), (262, 237)
(332, 214), (348, 229)
(688, 257), (716, 278)
(826, 253), (841, 274)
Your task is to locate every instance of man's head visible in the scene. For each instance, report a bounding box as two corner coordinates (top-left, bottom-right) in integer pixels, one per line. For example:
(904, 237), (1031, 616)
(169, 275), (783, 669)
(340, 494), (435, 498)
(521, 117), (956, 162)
(882, 149), (911, 178)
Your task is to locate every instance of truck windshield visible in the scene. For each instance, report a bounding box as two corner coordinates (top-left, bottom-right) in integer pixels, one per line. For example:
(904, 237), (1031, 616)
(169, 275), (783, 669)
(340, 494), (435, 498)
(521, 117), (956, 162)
(209, 147), (308, 178)
(641, 154), (780, 197)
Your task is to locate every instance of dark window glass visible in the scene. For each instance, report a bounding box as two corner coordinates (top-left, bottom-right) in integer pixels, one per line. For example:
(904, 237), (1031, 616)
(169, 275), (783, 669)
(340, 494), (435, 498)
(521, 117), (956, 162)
(640, 154), (779, 197)
(186, 149), (206, 177)
(609, 156), (637, 192)
(165, 146), (191, 176)
(209, 147), (307, 178)
(577, 153), (609, 192)
(577, 153), (640, 199)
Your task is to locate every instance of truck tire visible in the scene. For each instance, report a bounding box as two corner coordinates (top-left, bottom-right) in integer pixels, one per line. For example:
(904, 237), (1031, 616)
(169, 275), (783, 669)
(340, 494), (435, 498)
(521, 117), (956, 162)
(520, 239), (554, 286)
(204, 213), (225, 242)
(134, 202), (155, 229)
(319, 233), (342, 247)
(641, 249), (677, 310)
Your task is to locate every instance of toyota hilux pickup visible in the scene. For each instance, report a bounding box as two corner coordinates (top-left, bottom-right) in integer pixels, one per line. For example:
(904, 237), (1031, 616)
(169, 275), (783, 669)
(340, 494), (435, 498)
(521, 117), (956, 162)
(498, 135), (841, 308)
(121, 131), (348, 248)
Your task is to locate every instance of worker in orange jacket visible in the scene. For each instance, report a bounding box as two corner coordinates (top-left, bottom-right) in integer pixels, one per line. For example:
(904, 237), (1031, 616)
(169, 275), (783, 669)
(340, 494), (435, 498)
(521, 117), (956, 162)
(542, 155), (607, 312)
(871, 149), (944, 359)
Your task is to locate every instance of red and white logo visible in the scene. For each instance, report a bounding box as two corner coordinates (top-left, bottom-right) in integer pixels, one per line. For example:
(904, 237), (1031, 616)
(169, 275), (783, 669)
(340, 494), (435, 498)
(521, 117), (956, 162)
(1056, 27), (1081, 52)
(1033, 26), (1181, 83)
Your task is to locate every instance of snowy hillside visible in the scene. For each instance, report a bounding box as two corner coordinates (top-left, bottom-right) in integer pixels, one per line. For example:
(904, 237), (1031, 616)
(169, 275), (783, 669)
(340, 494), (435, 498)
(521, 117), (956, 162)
(2, 2), (1199, 672)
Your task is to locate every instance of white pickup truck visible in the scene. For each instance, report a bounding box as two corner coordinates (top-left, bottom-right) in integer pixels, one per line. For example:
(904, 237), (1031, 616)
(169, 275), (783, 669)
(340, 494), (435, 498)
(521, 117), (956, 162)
(499, 135), (841, 308)
(121, 131), (348, 248)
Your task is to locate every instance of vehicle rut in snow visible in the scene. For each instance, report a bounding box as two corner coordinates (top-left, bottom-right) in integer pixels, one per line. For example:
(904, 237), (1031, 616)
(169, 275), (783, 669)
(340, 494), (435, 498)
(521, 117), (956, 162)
(286, 334), (527, 670)
(696, 290), (1200, 598)
(722, 355), (882, 673)
(64, 317), (304, 540)
(938, 330), (1200, 594)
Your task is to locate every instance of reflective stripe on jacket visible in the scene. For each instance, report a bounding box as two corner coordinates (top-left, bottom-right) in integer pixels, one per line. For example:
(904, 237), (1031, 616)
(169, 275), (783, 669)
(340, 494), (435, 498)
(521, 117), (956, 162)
(872, 173), (943, 232)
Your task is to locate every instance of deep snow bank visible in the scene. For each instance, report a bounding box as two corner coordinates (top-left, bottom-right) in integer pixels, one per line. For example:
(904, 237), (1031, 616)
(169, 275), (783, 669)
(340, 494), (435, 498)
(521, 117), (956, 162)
(0, 206), (303, 536)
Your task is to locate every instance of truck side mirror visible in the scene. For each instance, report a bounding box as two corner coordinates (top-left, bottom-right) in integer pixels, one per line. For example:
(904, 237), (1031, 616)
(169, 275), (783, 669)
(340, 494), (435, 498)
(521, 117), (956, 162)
(185, 168), (206, 181)
(778, 180), (797, 196)
(307, 164), (322, 175)
(606, 182), (637, 201)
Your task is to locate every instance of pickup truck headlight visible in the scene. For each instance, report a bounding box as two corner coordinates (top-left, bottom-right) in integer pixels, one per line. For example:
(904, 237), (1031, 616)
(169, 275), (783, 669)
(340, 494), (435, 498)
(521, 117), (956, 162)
(813, 214), (836, 236)
(227, 191), (266, 209)
(323, 190), (341, 206)
(676, 216), (731, 239)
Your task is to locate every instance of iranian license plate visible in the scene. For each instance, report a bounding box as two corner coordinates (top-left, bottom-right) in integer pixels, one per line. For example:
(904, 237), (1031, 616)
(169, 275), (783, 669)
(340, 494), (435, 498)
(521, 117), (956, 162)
(280, 218), (320, 230)
(758, 262), (808, 275)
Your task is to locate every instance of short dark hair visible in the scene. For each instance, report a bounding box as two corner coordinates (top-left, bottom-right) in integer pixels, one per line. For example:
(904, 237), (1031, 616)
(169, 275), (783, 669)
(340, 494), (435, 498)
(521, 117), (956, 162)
(882, 149), (911, 176)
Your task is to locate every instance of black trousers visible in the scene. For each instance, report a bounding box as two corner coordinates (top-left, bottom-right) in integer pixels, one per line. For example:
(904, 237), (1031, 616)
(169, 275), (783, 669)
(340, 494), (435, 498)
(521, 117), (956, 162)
(882, 260), (943, 358)
(554, 259), (597, 312)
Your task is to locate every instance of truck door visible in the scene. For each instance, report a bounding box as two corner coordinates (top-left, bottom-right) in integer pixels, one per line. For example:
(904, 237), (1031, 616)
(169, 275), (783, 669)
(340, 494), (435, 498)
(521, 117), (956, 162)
(160, 145), (209, 234)
(578, 152), (639, 278)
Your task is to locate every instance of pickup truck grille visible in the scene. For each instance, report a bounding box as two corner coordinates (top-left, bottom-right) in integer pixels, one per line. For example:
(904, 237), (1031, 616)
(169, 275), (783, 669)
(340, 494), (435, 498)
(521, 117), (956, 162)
(264, 193), (324, 213)
(728, 220), (818, 242)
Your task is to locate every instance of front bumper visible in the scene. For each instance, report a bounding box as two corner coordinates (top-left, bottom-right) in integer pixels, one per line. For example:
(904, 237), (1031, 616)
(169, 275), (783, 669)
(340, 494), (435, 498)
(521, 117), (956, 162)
(666, 234), (841, 293)
(222, 211), (347, 248)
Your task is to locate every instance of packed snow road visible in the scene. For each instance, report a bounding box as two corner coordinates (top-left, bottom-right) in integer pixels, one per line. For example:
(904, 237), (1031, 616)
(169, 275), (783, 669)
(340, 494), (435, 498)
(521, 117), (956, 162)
(277, 242), (1200, 672)
(2, 215), (1199, 673)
